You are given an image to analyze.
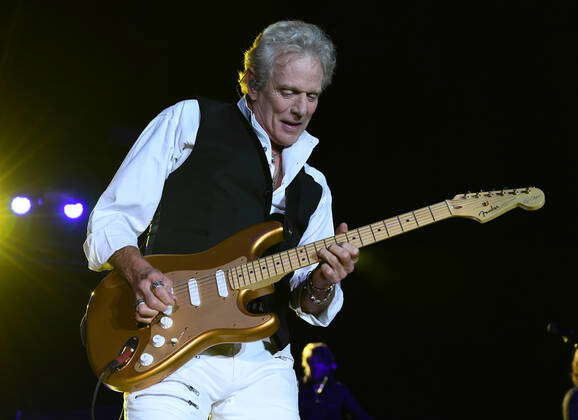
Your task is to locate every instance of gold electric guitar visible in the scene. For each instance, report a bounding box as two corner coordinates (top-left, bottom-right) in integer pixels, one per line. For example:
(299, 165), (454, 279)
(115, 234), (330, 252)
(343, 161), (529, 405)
(85, 187), (545, 392)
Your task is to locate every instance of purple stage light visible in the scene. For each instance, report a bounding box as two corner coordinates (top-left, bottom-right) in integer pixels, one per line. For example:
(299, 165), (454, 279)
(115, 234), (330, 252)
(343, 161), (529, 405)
(10, 196), (32, 215)
(63, 202), (84, 219)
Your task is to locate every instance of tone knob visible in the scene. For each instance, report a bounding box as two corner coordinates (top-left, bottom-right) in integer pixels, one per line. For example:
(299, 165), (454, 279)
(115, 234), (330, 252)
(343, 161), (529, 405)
(152, 335), (166, 348)
(160, 316), (173, 329)
(139, 353), (154, 366)
(163, 305), (173, 316)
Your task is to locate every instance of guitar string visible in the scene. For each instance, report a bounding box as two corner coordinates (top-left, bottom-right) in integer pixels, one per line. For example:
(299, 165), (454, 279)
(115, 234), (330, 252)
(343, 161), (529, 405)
(166, 201), (457, 295)
(166, 202), (450, 291)
(167, 196), (516, 295)
(166, 194), (525, 296)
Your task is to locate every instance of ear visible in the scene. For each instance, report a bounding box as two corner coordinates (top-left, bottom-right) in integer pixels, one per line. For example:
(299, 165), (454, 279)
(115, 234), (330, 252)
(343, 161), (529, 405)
(246, 70), (259, 101)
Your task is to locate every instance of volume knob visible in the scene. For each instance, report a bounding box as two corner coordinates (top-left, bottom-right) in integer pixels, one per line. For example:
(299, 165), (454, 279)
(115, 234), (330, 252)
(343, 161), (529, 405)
(152, 335), (166, 348)
(160, 316), (173, 329)
(139, 353), (154, 366)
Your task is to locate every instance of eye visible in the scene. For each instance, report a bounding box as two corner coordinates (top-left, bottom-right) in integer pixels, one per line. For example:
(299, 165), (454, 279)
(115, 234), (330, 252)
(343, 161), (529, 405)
(307, 93), (319, 101)
(280, 90), (294, 98)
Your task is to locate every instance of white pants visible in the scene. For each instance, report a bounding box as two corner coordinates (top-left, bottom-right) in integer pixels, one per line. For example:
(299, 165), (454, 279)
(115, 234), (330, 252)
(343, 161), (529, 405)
(124, 341), (300, 420)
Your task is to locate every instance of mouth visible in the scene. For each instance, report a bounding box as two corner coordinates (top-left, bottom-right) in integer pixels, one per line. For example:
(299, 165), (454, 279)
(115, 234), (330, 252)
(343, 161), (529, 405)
(281, 120), (303, 132)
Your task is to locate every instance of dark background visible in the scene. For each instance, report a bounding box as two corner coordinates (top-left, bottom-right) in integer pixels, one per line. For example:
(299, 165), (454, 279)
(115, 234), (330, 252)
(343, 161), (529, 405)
(1, 1), (577, 419)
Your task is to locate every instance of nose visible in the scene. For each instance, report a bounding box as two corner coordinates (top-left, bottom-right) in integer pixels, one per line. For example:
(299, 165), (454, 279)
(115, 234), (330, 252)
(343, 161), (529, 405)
(290, 94), (307, 120)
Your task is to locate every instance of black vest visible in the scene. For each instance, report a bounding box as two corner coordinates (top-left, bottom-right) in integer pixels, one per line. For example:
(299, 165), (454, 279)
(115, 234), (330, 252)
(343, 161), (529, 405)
(145, 97), (323, 348)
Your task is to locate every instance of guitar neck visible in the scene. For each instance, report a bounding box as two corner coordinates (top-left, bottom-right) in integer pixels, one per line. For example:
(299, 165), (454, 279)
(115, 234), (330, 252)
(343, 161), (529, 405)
(228, 200), (454, 289)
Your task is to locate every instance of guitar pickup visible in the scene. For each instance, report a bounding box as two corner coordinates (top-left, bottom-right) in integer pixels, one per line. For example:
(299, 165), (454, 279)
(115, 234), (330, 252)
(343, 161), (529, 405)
(215, 270), (228, 298)
(188, 279), (200, 306)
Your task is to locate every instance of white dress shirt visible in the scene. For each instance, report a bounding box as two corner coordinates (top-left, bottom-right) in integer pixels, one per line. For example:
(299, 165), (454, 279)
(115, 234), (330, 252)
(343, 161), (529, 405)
(83, 97), (343, 327)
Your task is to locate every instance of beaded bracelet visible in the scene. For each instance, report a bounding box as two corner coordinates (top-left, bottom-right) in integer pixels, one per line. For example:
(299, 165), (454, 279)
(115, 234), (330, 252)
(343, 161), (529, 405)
(304, 270), (334, 305)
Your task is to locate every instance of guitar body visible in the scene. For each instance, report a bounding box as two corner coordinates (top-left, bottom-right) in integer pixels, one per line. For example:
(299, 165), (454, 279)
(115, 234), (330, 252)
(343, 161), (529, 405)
(85, 221), (286, 393)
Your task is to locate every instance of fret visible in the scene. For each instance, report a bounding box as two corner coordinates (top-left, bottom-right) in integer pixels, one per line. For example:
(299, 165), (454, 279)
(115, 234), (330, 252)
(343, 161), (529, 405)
(262, 255), (273, 275)
(385, 217), (403, 236)
(382, 219), (390, 237)
(248, 261), (262, 282)
(398, 212), (418, 231)
(358, 226), (373, 245)
(234, 265), (246, 288)
(335, 233), (347, 244)
(427, 205), (436, 221)
(257, 257), (270, 279)
(288, 248), (301, 270)
(227, 269), (235, 289)
(280, 251), (293, 272)
(240, 264), (252, 286)
(296, 246), (310, 268)
(305, 243), (319, 264)
(323, 237), (337, 248)
(272, 254), (284, 275)
(313, 240), (325, 252)
(345, 230), (363, 247)
(370, 221), (389, 241)
(414, 207), (434, 225)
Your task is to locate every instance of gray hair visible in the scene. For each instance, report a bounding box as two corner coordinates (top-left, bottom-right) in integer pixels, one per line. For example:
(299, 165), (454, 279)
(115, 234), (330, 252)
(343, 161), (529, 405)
(238, 20), (336, 95)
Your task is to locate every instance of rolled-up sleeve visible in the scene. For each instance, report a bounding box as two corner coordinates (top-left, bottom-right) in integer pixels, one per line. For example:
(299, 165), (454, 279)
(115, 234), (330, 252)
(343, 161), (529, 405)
(83, 100), (200, 271)
(289, 166), (343, 326)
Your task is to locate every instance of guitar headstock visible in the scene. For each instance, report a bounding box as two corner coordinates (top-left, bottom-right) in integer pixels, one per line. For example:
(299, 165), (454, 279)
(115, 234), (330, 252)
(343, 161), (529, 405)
(447, 187), (545, 223)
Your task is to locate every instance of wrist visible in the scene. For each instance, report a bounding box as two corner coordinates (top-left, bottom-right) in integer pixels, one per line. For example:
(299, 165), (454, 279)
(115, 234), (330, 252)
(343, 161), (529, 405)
(110, 246), (151, 283)
(304, 270), (334, 305)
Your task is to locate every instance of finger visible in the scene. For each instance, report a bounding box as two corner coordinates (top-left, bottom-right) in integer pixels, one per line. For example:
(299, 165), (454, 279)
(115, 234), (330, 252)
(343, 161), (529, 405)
(136, 312), (156, 323)
(145, 293), (170, 313)
(135, 297), (159, 323)
(328, 244), (356, 273)
(318, 247), (340, 269)
(335, 222), (349, 235)
(318, 248), (347, 279)
(152, 283), (176, 307)
(341, 243), (360, 263)
(319, 263), (338, 283)
(160, 275), (178, 301)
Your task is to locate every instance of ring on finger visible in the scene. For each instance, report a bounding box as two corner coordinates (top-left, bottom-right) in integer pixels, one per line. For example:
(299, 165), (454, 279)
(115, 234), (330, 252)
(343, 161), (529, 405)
(135, 298), (146, 310)
(151, 280), (165, 290)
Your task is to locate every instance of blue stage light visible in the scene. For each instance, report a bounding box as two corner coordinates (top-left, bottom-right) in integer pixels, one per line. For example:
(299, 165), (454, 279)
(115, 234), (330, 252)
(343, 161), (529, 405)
(63, 202), (84, 219)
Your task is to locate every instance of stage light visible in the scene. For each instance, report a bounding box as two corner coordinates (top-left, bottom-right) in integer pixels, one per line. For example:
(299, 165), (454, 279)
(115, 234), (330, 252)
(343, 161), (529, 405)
(10, 196), (32, 215)
(63, 202), (84, 219)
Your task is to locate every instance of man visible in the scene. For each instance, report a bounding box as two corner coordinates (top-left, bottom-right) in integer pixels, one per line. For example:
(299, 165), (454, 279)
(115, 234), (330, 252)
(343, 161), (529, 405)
(299, 342), (374, 420)
(84, 20), (359, 419)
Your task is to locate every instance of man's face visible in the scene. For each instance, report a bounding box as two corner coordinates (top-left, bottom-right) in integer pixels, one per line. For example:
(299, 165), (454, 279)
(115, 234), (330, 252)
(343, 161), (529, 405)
(248, 53), (323, 149)
(307, 352), (334, 381)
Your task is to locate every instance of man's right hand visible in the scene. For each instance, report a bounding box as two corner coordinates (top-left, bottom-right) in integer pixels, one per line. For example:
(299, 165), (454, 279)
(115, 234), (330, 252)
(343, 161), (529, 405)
(109, 246), (177, 323)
